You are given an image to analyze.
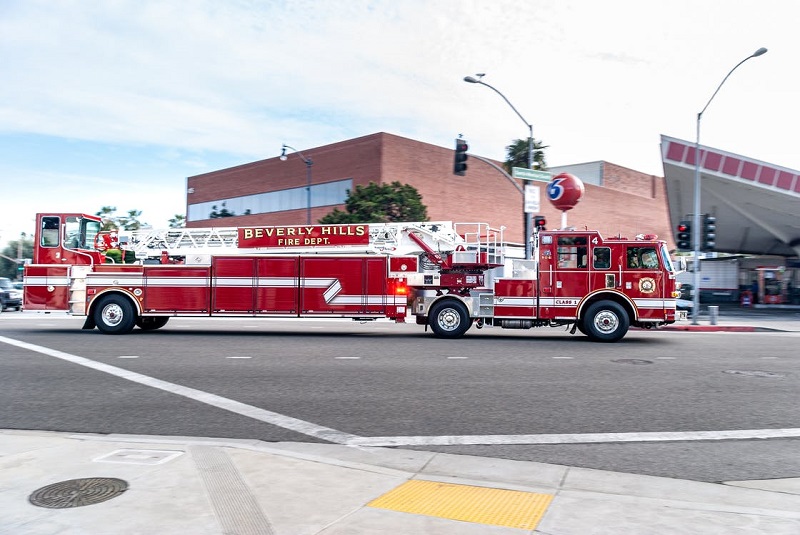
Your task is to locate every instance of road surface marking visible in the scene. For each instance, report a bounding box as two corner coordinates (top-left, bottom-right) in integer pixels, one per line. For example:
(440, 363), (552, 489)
(0, 335), (357, 445)
(348, 429), (800, 447)
(3, 335), (800, 448)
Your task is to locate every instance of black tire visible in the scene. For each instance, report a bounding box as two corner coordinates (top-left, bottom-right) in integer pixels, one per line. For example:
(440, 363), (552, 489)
(583, 300), (629, 343)
(93, 294), (137, 335)
(428, 299), (471, 338)
(136, 317), (170, 331)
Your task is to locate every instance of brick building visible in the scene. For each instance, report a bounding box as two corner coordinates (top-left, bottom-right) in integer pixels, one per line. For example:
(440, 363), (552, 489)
(186, 132), (673, 248)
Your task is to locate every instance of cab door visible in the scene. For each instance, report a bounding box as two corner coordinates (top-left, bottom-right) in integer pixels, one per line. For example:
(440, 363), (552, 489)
(551, 235), (589, 318)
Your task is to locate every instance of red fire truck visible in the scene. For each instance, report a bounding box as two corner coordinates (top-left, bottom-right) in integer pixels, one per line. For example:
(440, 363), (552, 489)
(23, 212), (682, 342)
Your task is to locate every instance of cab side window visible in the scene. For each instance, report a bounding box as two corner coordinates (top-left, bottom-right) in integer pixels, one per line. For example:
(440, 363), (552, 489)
(557, 236), (588, 269)
(627, 247), (659, 269)
(41, 217), (60, 247)
(592, 247), (611, 269)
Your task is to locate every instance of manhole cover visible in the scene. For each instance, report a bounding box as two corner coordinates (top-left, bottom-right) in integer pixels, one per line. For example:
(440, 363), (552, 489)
(723, 370), (785, 378)
(29, 477), (128, 509)
(611, 359), (653, 365)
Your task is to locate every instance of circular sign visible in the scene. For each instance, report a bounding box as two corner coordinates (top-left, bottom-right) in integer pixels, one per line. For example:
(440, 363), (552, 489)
(546, 173), (585, 211)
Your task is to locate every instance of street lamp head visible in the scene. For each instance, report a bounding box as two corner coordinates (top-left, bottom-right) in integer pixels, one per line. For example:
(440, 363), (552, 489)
(753, 47), (768, 57)
(463, 76), (479, 83)
(279, 145), (288, 161)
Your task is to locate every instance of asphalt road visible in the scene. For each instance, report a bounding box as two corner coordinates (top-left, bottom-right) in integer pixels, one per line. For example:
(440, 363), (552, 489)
(1, 313), (799, 483)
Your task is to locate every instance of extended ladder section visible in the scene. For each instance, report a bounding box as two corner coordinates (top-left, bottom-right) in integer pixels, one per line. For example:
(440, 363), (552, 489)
(119, 226), (240, 258)
(117, 221), (504, 267)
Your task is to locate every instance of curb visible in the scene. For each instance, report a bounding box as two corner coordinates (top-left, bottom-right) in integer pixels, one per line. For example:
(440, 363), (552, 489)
(659, 325), (779, 332)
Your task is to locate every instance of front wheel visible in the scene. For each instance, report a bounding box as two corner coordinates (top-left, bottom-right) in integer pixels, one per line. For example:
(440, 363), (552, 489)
(428, 299), (471, 339)
(583, 300), (629, 343)
(93, 294), (137, 335)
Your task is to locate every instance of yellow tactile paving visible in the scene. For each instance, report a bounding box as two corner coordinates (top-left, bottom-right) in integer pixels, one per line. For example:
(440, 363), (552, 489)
(367, 479), (554, 530)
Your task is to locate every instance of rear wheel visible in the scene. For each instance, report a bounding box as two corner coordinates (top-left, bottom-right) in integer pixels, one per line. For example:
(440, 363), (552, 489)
(428, 299), (471, 338)
(583, 300), (629, 342)
(136, 317), (170, 331)
(93, 294), (137, 335)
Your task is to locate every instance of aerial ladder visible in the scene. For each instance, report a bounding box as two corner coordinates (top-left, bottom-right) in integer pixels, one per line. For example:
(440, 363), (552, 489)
(115, 221), (505, 269)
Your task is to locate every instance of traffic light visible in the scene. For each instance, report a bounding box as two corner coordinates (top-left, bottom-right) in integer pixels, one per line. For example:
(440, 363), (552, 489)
(453, 138), (468, 176)
(702, 214), (716, 251)
(534, 215), (547, 231)
(676, 220), (692, 251)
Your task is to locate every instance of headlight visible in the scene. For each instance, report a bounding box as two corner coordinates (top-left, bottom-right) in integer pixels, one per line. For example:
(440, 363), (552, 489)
(9, 290), (22, 299)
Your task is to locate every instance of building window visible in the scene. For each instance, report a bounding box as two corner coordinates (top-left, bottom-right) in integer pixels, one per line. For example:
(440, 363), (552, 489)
(187, 179), (353, 222)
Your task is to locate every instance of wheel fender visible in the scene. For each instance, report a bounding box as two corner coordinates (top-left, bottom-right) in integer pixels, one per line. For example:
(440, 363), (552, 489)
(577, 291), (636, 322)
(87, 289), (142, 318)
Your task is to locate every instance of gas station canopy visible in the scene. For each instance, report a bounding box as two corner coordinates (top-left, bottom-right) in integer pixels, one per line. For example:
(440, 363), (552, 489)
(661, 135), (800, 258)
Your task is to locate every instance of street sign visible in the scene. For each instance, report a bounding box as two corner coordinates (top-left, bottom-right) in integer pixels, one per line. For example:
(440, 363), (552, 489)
(512, 167), (552, 182)
(524, 184), (540, 213)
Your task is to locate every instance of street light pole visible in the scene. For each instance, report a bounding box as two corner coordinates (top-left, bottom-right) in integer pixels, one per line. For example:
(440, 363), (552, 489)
(280, 144), (314, 225)
(464, 75), (534, 260)
(691, 47), (767, 324)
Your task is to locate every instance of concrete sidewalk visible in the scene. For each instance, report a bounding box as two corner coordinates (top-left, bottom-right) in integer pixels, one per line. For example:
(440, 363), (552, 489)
(2, 429), (800, 534)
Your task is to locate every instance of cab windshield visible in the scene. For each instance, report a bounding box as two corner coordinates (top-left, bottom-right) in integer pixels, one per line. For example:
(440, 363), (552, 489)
(659, 244), (676, 273)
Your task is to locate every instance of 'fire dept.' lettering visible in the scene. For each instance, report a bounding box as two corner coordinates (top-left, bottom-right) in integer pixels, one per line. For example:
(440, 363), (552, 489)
(239, 225), (368, 248)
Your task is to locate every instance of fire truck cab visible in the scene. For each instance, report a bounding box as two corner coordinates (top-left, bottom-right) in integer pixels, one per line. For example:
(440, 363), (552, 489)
(480, 229), (681, 341)
(23, 212), (681, 342)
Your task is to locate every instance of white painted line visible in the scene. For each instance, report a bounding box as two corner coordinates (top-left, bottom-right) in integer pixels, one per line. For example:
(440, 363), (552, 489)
(0, 335), (358, 445)
(552, 356), (573, 359)
(447, 357), (468, 360)
(335, 356), (361, 360)
(226, 356), (252, 359)
(118, 355), (139, 359)
(655, 357), (676, 360)
(3, 335), (798, 449)
(760, 356), (779, 359)
(348, 428), (800, 447)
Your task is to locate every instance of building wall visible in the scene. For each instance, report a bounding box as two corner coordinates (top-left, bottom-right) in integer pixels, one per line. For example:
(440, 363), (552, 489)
(186, 132), (675, 248)
(549, 162), (603, 186)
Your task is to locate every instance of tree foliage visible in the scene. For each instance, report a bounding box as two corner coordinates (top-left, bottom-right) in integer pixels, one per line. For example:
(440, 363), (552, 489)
(319, 181), (428, 224)
(168, 214), (186, 228)
(0, 236), (34, 279)
(96, 206), (146, 231)
(503, 137), (548, 174)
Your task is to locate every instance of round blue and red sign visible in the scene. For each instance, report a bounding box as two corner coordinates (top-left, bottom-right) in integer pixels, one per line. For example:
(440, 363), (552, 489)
(546, 172), (585, 211)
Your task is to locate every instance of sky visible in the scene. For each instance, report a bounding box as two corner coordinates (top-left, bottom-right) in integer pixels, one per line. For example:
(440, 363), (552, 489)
(2, 0), (798, 249)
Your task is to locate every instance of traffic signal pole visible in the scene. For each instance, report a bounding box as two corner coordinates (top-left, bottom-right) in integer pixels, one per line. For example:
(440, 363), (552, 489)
(467, 154), (532, 256)
(690, 47), (767, 325)
(463, 75), (534, 260)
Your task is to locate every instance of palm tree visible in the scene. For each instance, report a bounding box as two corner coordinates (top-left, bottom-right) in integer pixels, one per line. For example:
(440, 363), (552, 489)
(503, 138), (548, 174)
